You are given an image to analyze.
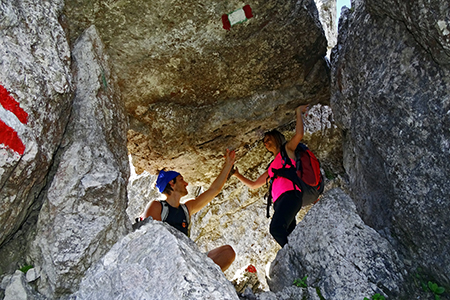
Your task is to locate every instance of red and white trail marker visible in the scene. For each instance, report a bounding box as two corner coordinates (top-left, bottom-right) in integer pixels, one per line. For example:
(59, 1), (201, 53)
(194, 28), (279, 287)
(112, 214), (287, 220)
(0, 84), (28, 155)
(222, 5), (253, 30)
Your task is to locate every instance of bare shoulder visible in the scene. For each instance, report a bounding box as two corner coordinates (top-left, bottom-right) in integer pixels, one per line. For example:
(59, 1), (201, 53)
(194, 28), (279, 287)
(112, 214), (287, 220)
(144, 200), (163, 220)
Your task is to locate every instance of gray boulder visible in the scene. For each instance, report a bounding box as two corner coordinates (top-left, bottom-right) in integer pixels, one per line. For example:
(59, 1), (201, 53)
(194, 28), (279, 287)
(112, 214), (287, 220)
(332, 0), (450, 287)
(30, 26), (131, 298)
(366, 0), (450, 66)
(2, 270), (46, 300)
(72, 220), (239, 300)
(0, 0), (73, 250)
(126, 169), (159, 223)
(268, 188), (405, 299)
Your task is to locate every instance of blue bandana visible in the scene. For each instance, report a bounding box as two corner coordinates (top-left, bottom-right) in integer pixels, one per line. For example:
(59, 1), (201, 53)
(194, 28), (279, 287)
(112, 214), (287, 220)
(156, 170), (180, 193)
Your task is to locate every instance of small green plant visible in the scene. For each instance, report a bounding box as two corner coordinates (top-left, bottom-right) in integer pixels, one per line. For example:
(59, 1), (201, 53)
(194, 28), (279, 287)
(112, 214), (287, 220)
(19, 264), (33, 274)
(101, 69), (108, 90)
(293, 276), (308, 288)
(316, 286), (326, 300)
(428, 281), (445, 300)
(416, 273), (428, 291)
(414, 268), (447, 300)
(324, 169), (336, 180)
(364, 293), (385, 300)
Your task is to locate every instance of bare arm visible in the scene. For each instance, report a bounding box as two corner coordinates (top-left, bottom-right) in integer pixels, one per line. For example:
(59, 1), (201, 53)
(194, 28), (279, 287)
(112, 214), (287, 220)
(142, 200), (162, 221)
(233, 168), (269, 189)
(285, 105), (308, 158)
(185, 149), (235, 215)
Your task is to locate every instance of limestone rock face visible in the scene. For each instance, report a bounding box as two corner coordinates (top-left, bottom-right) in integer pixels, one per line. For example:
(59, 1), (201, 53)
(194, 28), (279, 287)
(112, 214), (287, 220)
(126, 167), (160, 222)
(0, 0), (72, 247)
(366, 0), (450, 66)
(315, 0), (337, 56)
(2, 270), (45, 300)
(72, 220), (239, 300)
(30, 26), (131, 298)
(268, 188), (405, 299)
(64, 0), (331, 183)
(331, 0), (450, 287)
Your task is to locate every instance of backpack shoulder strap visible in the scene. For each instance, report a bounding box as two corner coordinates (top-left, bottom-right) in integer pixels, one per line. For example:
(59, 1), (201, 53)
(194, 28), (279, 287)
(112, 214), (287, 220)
(280, 143), (293, 167)
(180, 203), (191, 237)
(180, 203), (190, 226)
(160, 200), (169, 222)
(295, 142), (308, 171)
(295, 142), (308, 154)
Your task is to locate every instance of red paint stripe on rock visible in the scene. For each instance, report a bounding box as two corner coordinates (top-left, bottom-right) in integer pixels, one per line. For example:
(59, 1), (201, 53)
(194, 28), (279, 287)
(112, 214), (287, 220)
(0, 119), (25, 155)
(0, 84), (28, 124)
(222, 14), (231, 30)
(243, 5), (253, 19)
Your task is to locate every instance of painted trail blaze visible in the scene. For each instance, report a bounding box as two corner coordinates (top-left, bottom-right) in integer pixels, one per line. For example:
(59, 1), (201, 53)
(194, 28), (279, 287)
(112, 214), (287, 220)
(222, 5), (253, 30)
(0, 84), (28, 155)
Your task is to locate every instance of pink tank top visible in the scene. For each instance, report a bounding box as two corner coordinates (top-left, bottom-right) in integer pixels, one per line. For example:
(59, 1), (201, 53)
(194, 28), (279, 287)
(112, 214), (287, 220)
(268, 152), (301, 202)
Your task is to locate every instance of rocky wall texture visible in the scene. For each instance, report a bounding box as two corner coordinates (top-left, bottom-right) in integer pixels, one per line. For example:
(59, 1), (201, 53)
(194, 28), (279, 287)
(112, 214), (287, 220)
(72, 220), (239, 300)
(332, 0), (450, 288)
(63, 0), (330, 184)
(268, 188), (406, 299)
(366, 0), (450, 67)
(126, 171), (157, 222)
(315, 0), (337, 56)
(0, 0), (72, 249)
(30, 26), (131, 298)
(1, 270), (45, 300)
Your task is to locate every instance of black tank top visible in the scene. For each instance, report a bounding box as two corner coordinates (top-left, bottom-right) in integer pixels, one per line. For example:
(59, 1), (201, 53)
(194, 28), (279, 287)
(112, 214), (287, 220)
(164, 204), (190, 236)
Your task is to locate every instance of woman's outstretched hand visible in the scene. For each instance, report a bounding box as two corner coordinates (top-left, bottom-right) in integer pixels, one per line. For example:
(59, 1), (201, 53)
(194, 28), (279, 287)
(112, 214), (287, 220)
(232, 166), (240, 177)
(296, 104), (309, 115)
(225, 148), (236, 166)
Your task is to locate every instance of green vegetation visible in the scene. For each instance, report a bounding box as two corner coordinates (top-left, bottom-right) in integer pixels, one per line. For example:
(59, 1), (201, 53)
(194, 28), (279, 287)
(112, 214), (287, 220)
(364, 293), (385, 300)
(316, 286), (326, 300)
(415, 268), (430, 292)
(293, 276), (308, 288)
(101, 69), (108, 90)
(19, 264), (33, 274)
(294, 276), (327, 300)
(427, 281), (445, 300)
(414, 267), (447, 300)
(324, 169), (336, 180)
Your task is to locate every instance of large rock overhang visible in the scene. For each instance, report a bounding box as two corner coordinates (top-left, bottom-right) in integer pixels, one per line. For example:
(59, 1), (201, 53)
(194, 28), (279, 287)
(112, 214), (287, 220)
(64, 0), (330, 183)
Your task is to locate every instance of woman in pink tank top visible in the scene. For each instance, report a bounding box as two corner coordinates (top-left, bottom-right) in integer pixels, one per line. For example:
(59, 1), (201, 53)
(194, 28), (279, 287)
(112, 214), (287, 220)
(233, 105), (308, 247)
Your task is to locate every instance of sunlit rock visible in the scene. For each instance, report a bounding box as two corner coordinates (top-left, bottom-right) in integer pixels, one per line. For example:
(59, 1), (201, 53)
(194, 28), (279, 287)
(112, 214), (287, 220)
(366, 0), (450, 66)
(30, 26), (131, 298)
(72, 220), (239, 300)
(0, 0), (73, 250)
(2, 270), (45, 300)
(315, 0), (337, 56)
